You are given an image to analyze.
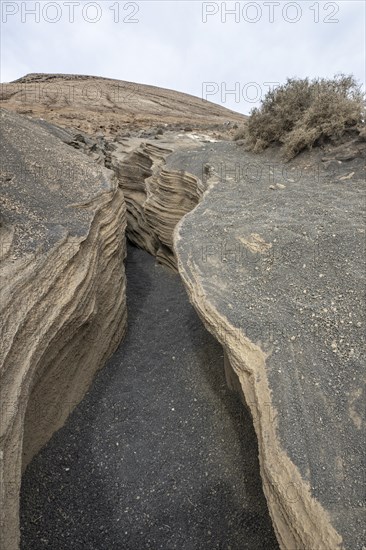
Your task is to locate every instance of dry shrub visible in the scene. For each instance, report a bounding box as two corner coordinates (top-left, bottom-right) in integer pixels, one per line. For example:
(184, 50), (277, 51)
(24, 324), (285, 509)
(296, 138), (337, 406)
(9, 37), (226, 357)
(233, 126), (247, 141)
(239, 75), (365, 159)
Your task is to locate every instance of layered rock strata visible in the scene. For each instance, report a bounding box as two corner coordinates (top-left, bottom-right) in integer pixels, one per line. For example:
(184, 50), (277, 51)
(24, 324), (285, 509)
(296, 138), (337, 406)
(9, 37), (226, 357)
(110, 139), (206, 270)
(51, 128), (209, 271)
(0, 109), (127, 550)
(28, 124), (209, 271)
(0, 73), (245, 272)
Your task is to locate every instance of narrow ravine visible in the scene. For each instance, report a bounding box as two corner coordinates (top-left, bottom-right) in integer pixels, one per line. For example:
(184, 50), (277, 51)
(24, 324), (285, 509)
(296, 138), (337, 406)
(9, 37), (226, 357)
(20, 244), (278, 549)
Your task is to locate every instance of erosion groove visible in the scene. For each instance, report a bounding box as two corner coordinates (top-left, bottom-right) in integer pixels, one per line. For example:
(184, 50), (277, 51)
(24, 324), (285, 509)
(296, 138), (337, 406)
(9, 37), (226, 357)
(110, 142), (159, 255)
(20, 245), (279, 549)
(53, 129), (207, 271)
(0, 109), (127, 550)
(111, 140), (205, 270)
(1, 73), (364, 550)
(110, 128), (346, 548)
(145, 165), (205, 270)
(110, 132), (349, 548)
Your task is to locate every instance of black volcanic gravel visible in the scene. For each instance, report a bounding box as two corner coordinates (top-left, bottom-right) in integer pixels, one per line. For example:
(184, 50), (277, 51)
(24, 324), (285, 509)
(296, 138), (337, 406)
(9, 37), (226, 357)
(20, 244), (278, 550)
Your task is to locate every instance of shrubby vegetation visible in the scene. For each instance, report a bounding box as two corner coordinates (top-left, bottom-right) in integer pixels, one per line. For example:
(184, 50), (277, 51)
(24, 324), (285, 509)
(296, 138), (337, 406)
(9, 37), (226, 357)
(234, 75), (365, 159)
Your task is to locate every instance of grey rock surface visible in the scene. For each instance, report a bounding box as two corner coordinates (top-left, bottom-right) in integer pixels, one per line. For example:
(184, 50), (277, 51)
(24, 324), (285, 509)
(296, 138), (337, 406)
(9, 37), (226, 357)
(174, 142), (365, 549)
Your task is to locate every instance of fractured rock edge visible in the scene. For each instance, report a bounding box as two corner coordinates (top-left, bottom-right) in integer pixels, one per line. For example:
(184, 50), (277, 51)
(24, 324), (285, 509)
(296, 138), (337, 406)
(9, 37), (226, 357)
(173, 188), (343, 550)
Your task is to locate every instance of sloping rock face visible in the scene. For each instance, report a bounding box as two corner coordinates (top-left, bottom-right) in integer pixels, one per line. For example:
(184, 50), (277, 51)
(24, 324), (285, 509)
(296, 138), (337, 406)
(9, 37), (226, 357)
(0, 73), (245, 137)
(173, 142), (365, 549)
(0, 109), (127, 550)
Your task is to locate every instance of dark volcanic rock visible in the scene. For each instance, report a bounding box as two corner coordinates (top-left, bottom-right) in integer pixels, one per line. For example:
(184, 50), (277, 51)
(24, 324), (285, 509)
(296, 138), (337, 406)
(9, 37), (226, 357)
(174, 142), (365, 550)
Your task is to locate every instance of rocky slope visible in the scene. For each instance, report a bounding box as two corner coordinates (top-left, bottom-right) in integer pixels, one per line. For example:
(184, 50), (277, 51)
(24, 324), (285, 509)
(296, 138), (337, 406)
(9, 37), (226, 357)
(0, 109), (127, 550)
(1, 73), (246, 269)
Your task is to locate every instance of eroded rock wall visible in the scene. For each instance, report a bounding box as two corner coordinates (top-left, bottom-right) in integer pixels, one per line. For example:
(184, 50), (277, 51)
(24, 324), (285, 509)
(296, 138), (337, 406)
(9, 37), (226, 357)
(172, 258), (343, 550)
(49, 129), (207, 271)
(111, 140), (205, 270)
(0, 110), (127, 550)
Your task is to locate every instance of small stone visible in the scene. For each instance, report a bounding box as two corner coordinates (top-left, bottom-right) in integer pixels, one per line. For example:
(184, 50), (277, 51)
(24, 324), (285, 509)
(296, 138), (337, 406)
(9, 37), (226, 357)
(339, 172), (355, 181)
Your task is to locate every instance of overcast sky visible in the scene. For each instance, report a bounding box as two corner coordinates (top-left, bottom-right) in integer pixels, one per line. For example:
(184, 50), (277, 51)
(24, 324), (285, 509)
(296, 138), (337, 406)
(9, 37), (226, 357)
(1, 0), (365, 114)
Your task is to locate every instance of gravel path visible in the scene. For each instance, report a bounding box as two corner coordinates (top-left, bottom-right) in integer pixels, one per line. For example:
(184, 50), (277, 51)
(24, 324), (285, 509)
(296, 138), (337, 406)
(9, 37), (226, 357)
(20, 244), (278, 550)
